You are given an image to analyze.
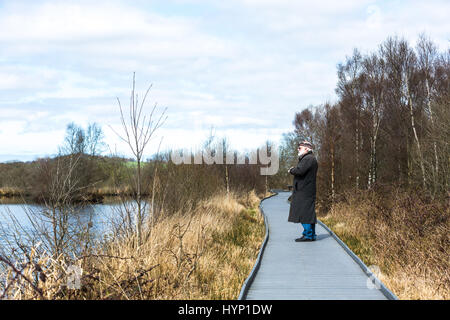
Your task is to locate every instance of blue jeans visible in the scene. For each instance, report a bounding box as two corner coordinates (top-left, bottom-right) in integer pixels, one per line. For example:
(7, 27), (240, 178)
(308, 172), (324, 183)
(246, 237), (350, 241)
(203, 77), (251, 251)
(302, 223), (316, 240)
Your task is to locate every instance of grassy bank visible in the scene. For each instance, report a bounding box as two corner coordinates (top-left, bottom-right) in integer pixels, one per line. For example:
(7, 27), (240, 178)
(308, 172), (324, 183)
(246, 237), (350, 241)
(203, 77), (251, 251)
(320, 191), (449, 300)
(0, 186), (139, 203)
(0, 190), (267, 299)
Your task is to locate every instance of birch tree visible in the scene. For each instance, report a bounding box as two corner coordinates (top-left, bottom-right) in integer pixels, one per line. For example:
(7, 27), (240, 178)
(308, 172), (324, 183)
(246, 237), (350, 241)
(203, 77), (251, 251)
(417, 34), (439, 195)
(337, 49), (363, 189)
(362, 53), (385, 188)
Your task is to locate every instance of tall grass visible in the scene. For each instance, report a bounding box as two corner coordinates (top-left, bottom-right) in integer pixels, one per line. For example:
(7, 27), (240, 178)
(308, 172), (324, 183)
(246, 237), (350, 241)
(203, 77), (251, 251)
(0, 190), (265, 299)
(320, 190), (449, 300)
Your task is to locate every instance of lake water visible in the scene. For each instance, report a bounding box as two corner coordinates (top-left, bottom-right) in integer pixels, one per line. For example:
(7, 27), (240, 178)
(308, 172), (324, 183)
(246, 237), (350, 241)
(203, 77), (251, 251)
(0, 198), (145, 251)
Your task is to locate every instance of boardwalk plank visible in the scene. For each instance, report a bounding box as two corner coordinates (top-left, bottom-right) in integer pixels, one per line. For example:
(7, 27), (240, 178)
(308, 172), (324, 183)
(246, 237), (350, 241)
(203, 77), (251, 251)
(244, 191), (390, 300)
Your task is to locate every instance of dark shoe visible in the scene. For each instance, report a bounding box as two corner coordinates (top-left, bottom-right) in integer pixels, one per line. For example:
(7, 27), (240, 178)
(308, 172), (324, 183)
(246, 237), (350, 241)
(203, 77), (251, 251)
(295, 236), (314, 242)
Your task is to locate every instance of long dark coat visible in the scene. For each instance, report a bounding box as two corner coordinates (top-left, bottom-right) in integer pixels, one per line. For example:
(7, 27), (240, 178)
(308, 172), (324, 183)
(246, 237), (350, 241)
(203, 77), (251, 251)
(288, 151), (318, 224)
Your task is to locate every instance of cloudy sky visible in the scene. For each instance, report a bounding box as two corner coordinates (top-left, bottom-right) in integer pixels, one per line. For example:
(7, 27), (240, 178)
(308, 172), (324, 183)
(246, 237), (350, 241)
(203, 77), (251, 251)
(0, 0), (449, 162)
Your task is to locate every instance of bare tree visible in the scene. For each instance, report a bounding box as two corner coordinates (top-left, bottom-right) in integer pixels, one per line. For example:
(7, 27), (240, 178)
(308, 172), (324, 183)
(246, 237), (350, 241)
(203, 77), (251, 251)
(60, 123), (85, 155)
(381, 37), (423, 187)
(400, 42), (427, 189)
(110, 73), (167, 246)
(337, 49), (363, 189)
(220, 137), (231, 196)
(362, 53), (385, 188)
(323, 103), (341, 202)
(294, 108), (317, 145)
(417, 34), (439, 196)
(86, 123), (106, 156)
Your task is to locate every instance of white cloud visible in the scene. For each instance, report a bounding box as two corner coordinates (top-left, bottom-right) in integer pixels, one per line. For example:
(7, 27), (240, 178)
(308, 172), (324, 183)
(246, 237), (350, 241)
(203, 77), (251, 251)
(0, 120), (64, 155)
(0, 1), (236, 59)
(0, 2), (174, 41)
(0, 0), (449, 161)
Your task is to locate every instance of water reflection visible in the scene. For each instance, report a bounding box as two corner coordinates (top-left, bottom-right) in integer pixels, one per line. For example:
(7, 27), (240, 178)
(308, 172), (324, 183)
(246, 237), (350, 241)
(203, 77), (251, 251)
(0, 198), (149, 250)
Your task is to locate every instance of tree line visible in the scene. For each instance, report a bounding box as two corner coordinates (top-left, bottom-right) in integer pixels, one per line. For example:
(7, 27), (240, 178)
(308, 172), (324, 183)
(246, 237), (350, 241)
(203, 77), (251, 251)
(0, 125), (270, 208)
(273, 34), (449, 209)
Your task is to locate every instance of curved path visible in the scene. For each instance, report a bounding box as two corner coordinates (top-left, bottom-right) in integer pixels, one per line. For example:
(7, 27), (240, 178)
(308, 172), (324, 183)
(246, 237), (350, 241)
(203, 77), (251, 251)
(240, 191), (397, 300)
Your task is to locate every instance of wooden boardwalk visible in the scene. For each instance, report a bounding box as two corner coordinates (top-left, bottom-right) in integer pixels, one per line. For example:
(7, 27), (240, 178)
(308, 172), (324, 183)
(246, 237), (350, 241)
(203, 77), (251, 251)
(240, 191), (397, 300)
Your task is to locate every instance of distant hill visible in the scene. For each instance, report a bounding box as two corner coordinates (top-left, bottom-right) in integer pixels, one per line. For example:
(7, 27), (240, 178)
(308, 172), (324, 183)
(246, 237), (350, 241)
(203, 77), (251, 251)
(0, 154), (47, 163)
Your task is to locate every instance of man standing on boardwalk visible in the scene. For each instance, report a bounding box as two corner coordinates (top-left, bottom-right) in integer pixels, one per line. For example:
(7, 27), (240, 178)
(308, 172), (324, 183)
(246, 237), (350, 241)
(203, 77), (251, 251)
(288, 141), (318, 242)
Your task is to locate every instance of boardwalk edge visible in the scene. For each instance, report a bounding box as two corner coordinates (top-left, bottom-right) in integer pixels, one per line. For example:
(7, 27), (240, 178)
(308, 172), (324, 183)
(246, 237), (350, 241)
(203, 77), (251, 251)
(237, 189), (279, 300)
(317, 219), (399, 300)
